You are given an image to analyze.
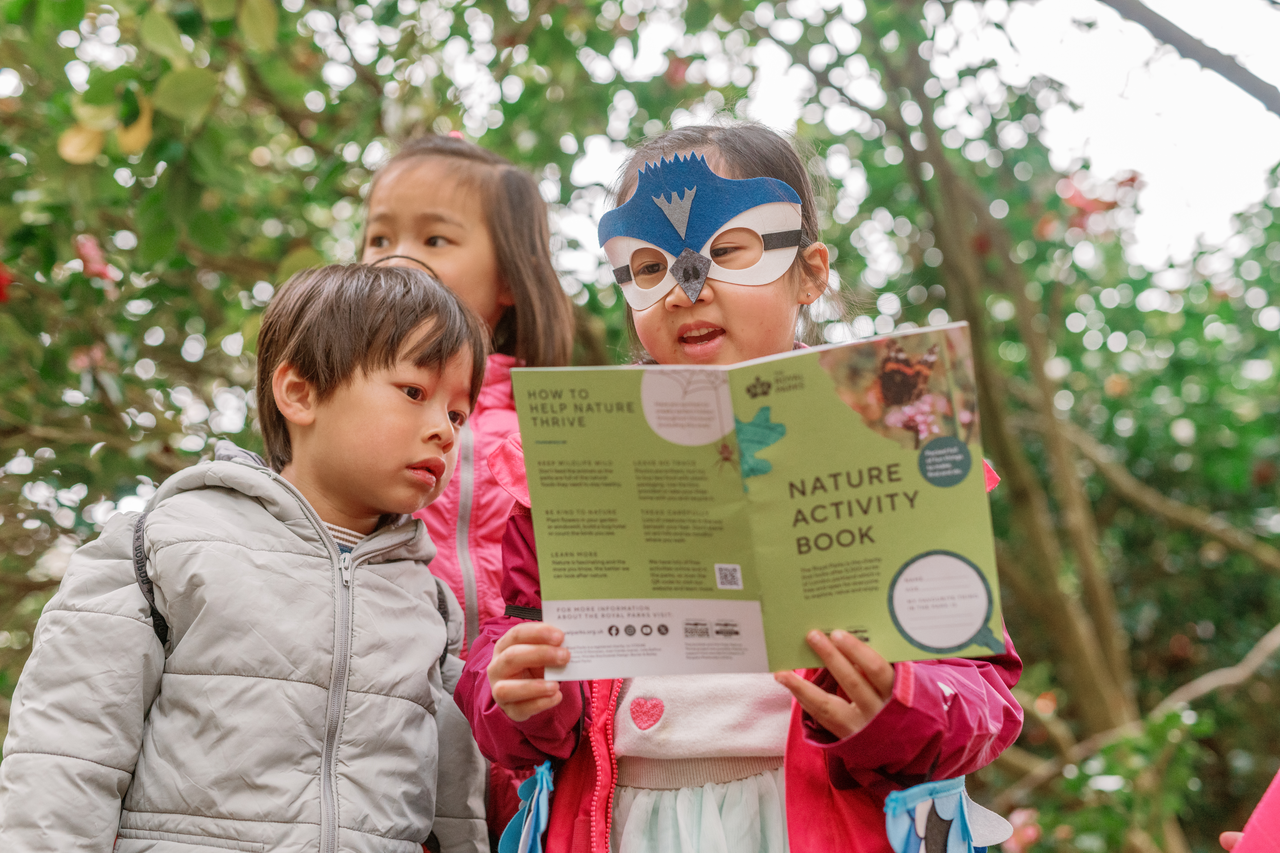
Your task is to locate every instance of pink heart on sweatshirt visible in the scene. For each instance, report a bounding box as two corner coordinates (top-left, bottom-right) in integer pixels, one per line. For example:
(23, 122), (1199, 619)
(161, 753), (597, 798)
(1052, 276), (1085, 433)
(629, 697), (664, 730)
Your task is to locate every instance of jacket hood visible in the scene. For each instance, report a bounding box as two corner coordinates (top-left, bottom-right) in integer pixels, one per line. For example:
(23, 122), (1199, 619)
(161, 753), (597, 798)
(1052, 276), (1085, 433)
(146, 441), (436, 565)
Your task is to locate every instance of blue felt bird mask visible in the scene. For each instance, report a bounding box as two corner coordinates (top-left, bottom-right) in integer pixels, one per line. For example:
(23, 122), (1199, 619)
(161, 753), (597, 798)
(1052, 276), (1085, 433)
(598, 153), (804, 310)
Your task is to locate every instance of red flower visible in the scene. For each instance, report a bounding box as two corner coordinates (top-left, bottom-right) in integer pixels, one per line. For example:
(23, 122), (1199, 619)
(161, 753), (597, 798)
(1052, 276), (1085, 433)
(75, 234), (114, 280)
(1002, 809), (1042, 853)
(0, 262), (12, 302)
(665, 55), (689, 87)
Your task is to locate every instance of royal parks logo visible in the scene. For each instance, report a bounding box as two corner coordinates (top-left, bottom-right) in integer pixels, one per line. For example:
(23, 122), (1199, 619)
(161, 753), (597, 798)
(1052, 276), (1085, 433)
(746, 375), (772, 398)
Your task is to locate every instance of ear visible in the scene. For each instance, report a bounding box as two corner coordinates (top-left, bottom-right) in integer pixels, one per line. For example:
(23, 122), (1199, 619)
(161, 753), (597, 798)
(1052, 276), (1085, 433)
(272, 363), (319, 427)
(496, 279), (516, 310)
(797, 242), (830, 305)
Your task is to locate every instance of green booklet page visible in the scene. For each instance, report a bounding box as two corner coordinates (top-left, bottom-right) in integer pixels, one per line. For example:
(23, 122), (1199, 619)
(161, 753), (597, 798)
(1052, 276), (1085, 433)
(512, 322), (1002, 680)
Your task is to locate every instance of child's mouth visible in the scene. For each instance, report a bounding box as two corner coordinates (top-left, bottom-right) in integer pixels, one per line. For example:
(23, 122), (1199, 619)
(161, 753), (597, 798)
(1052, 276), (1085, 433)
(408, 458), (446, 489)
(678, 325), (725, 347)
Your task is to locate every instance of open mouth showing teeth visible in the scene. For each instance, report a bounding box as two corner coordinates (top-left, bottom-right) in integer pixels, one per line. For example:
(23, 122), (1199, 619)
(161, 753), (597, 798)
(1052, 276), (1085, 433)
(680, 327), (724, 345)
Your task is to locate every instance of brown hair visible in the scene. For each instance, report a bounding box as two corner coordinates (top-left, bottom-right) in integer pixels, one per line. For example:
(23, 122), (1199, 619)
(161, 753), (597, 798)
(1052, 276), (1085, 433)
(614, 122), (834, 355)
(364, 135), (574, 368)
(256, 264), (490, 471)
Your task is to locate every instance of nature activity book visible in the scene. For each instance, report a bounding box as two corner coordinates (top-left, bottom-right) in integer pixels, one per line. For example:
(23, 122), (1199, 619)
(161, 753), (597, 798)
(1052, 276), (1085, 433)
(512, 322), (1003, 679)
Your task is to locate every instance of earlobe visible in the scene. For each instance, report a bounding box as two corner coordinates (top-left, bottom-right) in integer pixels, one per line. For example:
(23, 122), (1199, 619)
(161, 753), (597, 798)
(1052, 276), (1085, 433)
(798, 242), (830, 305)
(497, 280), (516, 309)
(272, 363), (318, 427)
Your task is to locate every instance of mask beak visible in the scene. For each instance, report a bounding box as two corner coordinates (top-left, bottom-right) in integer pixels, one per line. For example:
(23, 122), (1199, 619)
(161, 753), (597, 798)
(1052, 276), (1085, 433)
(671, 248), (712, 303)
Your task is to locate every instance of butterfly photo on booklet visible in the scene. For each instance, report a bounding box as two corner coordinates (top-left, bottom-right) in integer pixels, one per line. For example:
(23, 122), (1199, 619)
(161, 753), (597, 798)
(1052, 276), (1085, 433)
(819, 327), (980, 451)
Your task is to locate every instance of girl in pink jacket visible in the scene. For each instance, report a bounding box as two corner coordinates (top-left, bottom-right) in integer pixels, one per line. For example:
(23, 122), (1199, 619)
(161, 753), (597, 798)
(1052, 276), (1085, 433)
(361, 134), (578, 836)
(456, 123), (1023, 853)
(361, 134), (576, 656)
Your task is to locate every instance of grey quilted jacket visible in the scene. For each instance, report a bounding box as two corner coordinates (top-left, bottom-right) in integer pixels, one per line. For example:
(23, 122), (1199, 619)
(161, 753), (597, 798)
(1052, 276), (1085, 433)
(0, 444), (486, 853)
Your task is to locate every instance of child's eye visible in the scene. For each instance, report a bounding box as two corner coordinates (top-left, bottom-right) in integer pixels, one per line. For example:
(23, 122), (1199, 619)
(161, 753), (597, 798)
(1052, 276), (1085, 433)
(368, 235), (390, 248)
(449, 410), (468, 427)
(709, 228), (764, 270)
(402, 386), (423, 401)
(425, 236), (449, 248)
(638, 262), (665, 276)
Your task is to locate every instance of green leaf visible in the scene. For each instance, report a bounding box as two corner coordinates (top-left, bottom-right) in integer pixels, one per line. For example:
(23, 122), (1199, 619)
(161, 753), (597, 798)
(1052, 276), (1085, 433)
(152, 67), (219, 122)
(135, 190), (178, 267)
(684, 3), (713, 33)
(188, 208), (232, 254)
(140, 8), (190, 69)
(162, 165), (202, 222)
(35, 0), (85, 32)
(237, 0), (277, 53)
(199, 0), (237, 22)
(276, 246), (325, 282)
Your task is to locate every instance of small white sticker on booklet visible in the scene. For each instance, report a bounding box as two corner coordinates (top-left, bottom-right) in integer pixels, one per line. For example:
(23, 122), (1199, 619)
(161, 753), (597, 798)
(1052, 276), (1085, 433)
(543, 598), (769, 680)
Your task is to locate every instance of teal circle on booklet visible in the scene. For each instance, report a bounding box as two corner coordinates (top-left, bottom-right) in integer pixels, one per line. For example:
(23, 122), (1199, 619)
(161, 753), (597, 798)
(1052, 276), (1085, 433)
(917, 436), (971, 487)
(887, 551), (1003, 655)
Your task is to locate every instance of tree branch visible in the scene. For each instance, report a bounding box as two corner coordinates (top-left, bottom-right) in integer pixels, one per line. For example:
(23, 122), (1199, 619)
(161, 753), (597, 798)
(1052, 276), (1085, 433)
(1152, 621), (1280, 715)
(1013, 687), (1078, 760)
(1055, 417), (1280, 575)
(1098, 0), (1280, 118)
(994, 619), (1280, 811)
(0, 576), (62, 596)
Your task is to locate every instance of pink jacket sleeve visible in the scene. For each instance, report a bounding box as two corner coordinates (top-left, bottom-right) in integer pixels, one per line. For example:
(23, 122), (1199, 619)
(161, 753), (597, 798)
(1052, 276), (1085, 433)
(801, 627), (1023, 791)
(454, 511), (587, 769)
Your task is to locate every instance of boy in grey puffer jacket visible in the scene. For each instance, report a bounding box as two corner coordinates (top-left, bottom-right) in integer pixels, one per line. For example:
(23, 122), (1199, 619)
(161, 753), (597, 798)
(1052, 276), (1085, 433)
(0, 265), (491, 853)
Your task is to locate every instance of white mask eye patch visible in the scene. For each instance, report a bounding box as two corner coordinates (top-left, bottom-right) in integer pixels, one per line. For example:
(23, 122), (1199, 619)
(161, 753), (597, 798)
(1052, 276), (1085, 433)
(598, 153), (806, 310)
(603, 202), (804, 310)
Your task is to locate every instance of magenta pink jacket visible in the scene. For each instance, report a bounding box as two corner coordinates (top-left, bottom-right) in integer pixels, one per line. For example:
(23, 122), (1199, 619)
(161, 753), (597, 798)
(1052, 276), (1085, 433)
(415, 353), (520, 659)
(456, 444), (1023, 853)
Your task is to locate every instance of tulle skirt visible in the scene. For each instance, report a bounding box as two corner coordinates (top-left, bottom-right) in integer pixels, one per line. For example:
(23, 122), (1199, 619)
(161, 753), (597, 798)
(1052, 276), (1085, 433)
(610, 766), (788, 853)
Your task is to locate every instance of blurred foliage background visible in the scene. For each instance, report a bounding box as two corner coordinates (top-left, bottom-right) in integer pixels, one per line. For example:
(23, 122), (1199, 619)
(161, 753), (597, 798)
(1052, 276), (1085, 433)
(2, 0), (1279, 849)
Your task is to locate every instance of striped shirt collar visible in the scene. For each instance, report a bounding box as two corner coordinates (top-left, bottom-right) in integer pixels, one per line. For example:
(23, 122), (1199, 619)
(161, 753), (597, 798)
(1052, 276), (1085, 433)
(324, 523), (366, 554)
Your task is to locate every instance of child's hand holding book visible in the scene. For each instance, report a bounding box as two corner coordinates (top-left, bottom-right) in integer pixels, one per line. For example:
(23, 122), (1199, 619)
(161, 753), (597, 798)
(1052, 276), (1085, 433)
(489, 622), (571, 722)
(774, 630), (896, 739)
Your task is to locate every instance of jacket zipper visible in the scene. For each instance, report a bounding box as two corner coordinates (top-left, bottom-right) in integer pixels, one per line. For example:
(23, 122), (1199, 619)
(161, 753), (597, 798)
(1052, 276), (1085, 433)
(260, 473), (409, 853)
(455, 424), (480, 650)
(590, 680), (623, 853)
(319, 550), (352, 853)
(317, 538), (408, 853)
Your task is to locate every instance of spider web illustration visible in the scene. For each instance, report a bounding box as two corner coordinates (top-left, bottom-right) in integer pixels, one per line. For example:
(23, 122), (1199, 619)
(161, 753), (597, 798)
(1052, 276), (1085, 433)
(652, 369), (729, 399)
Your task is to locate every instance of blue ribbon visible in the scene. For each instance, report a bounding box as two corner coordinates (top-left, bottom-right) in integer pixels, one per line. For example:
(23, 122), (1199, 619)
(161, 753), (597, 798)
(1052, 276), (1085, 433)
(498, 761), (555, 853)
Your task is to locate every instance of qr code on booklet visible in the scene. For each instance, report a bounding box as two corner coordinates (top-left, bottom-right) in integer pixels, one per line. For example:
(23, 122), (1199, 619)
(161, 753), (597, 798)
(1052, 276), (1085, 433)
(714, 563), (743, 590)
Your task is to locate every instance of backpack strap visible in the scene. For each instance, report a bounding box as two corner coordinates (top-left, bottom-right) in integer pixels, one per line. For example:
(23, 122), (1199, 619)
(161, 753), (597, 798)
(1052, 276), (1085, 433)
(132, 511), (170, 646)
(435, 580), (450, 671)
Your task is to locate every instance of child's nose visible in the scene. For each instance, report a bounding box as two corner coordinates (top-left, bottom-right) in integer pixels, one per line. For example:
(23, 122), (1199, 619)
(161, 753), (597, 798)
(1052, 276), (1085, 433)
(665, 277), (715, 308)
(423, 407), (457, 450)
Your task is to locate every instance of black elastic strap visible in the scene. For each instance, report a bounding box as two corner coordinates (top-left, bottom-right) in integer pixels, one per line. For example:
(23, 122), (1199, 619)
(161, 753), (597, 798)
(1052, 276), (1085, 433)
(505, 604), (543, 621)
(762, 230), (803, 250)
(132, 511), (170, 646)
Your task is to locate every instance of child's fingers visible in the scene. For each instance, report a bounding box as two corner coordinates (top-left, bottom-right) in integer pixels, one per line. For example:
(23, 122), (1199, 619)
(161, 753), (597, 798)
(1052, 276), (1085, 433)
(826, 630), (895, 698)
(493, 622), (565, 656)
(1220, 831), (1243, 851)
(492, 679), (564, 723)
(805, 630), (891, 714)
(487, 642), (570, 684)
(773, 670), (862, 739)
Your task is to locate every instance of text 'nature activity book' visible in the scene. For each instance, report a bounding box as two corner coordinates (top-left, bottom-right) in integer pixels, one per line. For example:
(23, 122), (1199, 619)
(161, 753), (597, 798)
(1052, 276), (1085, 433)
(512, 322), (1002, 679)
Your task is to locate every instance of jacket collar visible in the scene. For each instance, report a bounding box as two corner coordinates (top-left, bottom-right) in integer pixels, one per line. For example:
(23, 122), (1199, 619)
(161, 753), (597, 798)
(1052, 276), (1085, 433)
(146, 441), (434, 565)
